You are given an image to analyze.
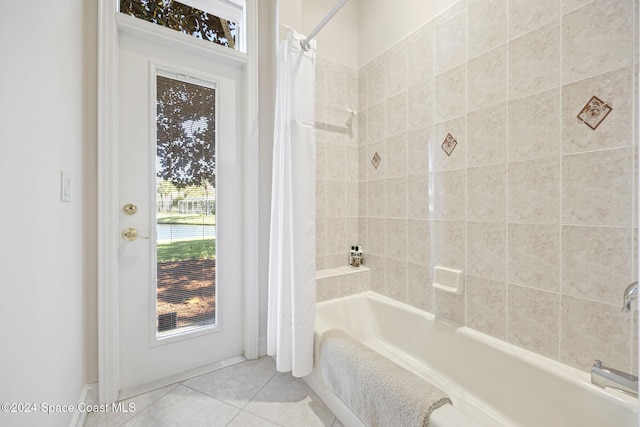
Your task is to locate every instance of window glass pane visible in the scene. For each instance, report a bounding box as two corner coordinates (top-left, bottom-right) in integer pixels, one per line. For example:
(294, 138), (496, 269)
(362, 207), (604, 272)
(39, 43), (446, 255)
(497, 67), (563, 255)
(155, 74), (217, 335)
(121, 0), (237, 49)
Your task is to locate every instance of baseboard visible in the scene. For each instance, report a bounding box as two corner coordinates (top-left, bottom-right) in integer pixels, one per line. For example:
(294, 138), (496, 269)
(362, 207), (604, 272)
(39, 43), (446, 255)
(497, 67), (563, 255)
(259, 337), (268, 357)
(68, 383), (97, 427)
(118, 355), (246, 401)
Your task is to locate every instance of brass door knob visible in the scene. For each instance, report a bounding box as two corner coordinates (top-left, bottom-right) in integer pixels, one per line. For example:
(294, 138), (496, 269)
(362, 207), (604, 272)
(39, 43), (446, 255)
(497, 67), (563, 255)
(122, 227), (149, 241)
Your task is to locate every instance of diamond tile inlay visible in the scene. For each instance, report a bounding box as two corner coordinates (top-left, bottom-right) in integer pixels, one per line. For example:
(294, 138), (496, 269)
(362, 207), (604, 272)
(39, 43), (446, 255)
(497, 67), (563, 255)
(441, 133), (458, 157)
(577, 96), (612, 130)
(371, 152), (381, 169)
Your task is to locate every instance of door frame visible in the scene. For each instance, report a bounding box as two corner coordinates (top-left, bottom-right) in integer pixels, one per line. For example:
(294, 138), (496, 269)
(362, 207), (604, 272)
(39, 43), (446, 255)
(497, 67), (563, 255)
(97, 0), (259, 404)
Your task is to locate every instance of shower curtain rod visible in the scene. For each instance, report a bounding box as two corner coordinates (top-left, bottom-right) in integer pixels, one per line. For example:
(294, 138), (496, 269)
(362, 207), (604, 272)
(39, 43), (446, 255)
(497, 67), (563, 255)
(300, 0), (349, 51)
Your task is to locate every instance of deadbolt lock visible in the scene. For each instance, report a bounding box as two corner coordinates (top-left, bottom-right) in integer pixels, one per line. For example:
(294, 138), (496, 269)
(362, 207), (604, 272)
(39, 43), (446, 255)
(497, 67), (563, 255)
(122, 203), (138, 215)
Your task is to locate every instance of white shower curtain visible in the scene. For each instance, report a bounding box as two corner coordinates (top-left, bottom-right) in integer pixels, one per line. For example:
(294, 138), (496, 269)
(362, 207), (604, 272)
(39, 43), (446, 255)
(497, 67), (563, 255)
(267, 30), (316, 377)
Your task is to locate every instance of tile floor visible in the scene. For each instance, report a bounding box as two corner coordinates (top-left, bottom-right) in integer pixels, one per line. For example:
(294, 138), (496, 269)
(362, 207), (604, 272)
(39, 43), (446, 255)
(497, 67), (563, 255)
(85, 357), (343, 427)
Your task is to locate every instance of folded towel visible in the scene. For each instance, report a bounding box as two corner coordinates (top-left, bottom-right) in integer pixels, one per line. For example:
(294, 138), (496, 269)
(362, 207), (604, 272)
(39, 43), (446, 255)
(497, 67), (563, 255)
(319, 329), (451, 427)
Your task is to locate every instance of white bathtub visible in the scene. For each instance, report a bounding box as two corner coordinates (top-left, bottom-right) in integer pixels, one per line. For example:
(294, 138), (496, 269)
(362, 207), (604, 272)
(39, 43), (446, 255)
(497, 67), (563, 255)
(304, 291), (638, 427)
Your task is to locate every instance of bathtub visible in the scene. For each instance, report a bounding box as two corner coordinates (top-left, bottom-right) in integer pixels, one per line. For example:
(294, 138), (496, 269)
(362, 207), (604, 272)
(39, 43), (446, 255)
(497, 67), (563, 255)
(304, 291), (638, 427)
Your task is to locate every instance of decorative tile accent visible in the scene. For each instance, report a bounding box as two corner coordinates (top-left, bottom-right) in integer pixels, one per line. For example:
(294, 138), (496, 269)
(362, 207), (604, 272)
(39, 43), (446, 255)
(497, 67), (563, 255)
(434, 118), (466, 171)
(563, 67), (632, 154)
(577, 96), (612, 130)
(441, 133), (458, 156)
(371, 151), (381, 169)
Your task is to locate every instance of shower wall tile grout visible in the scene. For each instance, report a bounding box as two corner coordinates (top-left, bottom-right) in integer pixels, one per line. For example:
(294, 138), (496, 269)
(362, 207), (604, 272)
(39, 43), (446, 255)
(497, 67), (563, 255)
(558, 0), (564, 362)
(504, 0), (512, 345)
(310, 0), (640, 375)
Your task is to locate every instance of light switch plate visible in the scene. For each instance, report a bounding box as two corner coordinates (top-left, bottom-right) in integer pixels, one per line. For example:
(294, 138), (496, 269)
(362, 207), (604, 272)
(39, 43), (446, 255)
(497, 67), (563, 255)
(61, 171), (71, 203)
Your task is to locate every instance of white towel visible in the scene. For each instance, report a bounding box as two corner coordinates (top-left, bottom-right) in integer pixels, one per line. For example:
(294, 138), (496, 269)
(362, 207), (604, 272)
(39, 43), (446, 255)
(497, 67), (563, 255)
(319, 329), (452, 427)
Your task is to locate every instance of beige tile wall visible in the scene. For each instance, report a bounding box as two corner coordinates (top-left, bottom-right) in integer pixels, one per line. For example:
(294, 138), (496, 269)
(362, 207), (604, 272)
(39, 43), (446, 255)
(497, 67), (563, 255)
(355, 0), (639, 374)
(315, 56), (359, 270)
(316, 267), (370, 303)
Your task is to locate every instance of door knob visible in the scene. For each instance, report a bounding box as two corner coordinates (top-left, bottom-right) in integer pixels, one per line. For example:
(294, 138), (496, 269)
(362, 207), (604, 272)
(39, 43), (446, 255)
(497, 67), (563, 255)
(122, 227), (149, 241)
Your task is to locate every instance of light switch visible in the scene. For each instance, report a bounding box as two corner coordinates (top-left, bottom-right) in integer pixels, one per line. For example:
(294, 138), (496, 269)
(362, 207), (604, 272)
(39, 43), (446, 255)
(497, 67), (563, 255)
(61, 171), (71, 203)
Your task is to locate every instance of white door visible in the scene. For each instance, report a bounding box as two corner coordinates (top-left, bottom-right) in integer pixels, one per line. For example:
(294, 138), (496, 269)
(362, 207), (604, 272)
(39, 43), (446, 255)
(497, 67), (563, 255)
(117, 30), (243, 395)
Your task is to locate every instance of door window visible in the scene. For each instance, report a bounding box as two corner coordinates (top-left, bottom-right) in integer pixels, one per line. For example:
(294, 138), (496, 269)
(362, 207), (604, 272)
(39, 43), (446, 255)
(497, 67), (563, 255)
(155, 72), (218, 337)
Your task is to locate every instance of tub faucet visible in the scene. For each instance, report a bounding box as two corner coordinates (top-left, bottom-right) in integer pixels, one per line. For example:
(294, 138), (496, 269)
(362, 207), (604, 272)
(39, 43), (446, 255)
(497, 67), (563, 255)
(591, 360), (638, 397)
(622, 282), (638, 312)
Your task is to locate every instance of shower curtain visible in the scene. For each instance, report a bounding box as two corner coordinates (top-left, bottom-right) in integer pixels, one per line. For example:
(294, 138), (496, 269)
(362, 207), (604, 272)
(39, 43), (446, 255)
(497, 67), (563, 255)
(267, 30), (316, 377)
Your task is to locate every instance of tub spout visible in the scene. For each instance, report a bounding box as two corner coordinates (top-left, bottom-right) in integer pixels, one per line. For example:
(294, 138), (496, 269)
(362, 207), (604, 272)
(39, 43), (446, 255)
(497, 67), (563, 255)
(622, 282), (638, 312)
(591, 360), (638, 397)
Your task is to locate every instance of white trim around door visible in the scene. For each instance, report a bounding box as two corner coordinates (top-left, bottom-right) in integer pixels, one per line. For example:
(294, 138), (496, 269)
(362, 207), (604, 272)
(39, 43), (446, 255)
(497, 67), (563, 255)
(97, 0), (260, 405)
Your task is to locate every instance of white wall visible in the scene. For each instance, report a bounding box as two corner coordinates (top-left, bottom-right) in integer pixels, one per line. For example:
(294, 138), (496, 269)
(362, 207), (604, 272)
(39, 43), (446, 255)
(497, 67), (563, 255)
(277, 0), (461, 74)
(0, 1), (93, 425)
(358, 0), (458, 66)
(279, 0), (359, 69)
(279, 0), (303, 31)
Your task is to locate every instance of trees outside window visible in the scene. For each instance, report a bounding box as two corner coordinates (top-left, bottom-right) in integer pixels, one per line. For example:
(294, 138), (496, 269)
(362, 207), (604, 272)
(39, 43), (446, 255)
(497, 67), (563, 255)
(120, 0), (236, 49)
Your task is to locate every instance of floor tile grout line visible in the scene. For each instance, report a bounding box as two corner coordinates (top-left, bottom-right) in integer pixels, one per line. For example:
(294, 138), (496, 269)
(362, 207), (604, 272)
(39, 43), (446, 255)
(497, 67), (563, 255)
(245, 365), (280, 406)
(179, 382), (243, 409)
(120, 361), (279, 427)
(228, 409), (288, 427)
(118, 381), (179, 417)
(224, 410), (243, 426)
(236, 371), (301, 427)
(87, 357), (338, 427)
(120, 387), (184, 427)
(179, 360), (280, 411)
(118, 391), (167, 427)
